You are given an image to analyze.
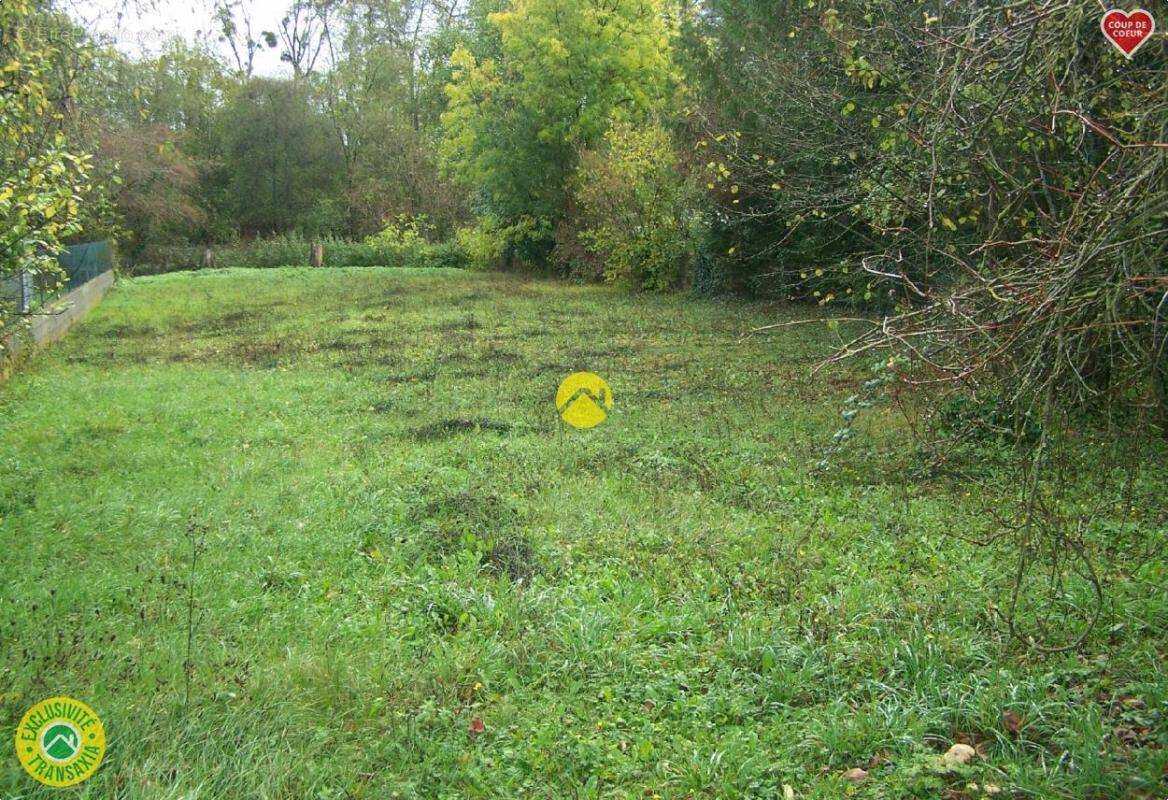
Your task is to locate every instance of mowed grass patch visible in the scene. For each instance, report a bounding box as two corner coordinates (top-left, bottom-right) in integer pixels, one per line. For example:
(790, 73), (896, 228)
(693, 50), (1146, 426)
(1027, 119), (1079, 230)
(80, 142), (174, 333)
(1, 267), (1165, 799)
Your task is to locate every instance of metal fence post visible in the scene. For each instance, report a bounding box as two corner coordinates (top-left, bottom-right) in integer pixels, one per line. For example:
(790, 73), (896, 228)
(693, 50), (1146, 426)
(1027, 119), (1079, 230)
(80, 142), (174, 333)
(19, 270), (31, 314)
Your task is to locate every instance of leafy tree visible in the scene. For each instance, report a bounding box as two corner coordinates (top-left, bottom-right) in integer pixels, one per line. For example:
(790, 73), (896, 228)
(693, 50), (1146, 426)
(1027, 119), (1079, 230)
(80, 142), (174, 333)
(74, 41), (226, 249)
(318, 0), (467, 238)
(0, 0), (92, 327)
(89, 124), (205, 257)
(440, 0), (679, 263)
(215, 78), (345, 236)
(689, 0), (1168, 426)
(213, 0), (279, 79)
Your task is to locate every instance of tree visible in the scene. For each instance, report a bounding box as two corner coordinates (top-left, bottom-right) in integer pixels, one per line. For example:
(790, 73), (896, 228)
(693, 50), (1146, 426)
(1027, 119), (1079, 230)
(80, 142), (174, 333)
(440, 0), (679, 263)
(75, 41), (227, 248)
(277, 0), (333, 81)
(213, 0), (278, 79)
(215, 78), (345, 236)
(90, 124), (205, 256)
(315, 0), (467, 237)
(687, 0), (1168, 427)
(0, 0), (92, 328)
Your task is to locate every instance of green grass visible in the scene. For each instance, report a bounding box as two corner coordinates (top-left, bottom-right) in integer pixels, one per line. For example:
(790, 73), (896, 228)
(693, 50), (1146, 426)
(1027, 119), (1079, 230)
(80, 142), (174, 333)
(0, 267), (1165, 799)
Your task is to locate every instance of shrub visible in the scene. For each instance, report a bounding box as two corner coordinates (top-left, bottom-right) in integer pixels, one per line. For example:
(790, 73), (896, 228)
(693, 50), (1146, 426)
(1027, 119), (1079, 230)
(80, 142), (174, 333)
(128, 232), (468, 274)
(692, 0), (1168, 427)
(455, 215), (550, 272)
(126, 244), (203, 276)
(362, 215), (428, 265)
(439, 0), (677, 271)
(0, 0), (93, 330)
(422, 240), (469, 270)
(573, 121), (706, 291)
(456, 221), (507, 271)
(364, 214), (434, 250)
(223, 234), (311, 268)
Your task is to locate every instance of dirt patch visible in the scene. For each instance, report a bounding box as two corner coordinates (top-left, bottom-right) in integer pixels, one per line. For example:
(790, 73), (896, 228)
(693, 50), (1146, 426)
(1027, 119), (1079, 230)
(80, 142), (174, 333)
(355, 286), (417, 311)
(360, 310), (400, 322)
(480, 348), (522, 365)
(433, 314), (482, 331)
(411, 488), (541, 582)
(339, 354), (400, 369)
(179, 309), (253, 334)
(625, 388), (672, 401)
(229, 339), (289, 368)
(452, 291), (487, 304)
(99, 323), (154, 339)
(437, 351), (473, 365)
(571, 344), (636, 360)
(421, 488), (519, 529)
(411, 418), (513, 441)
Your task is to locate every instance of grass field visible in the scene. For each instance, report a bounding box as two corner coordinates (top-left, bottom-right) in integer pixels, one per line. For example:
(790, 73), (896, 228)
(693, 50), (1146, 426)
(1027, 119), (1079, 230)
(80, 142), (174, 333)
(1, 268), (1165, 799)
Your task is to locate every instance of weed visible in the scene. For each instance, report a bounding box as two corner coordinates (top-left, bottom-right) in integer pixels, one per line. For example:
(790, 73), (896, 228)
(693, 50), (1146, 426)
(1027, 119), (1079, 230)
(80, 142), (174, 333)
(0, 267), (1163, 799)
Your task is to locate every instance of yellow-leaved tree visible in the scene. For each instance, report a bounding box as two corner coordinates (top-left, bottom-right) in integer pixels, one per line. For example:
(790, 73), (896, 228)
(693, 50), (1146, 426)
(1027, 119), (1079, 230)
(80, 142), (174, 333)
(440, 0), (680, 269)
(0, 0), (92, 331)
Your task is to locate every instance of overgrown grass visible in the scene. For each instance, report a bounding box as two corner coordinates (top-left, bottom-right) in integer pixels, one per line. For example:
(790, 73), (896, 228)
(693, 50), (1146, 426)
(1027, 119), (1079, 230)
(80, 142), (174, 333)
(0, 267), (1164, 799)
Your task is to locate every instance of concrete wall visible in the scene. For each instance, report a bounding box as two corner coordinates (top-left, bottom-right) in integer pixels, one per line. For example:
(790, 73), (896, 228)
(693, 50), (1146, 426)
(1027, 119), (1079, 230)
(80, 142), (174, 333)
(0, 270), (114, 382)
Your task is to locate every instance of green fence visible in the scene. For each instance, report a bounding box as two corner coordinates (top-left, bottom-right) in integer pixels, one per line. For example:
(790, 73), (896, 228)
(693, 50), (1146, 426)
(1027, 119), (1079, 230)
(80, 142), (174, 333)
(0, 241), (113, 317)
(59, 240), (114, 290)
(0, 242), (114, 338)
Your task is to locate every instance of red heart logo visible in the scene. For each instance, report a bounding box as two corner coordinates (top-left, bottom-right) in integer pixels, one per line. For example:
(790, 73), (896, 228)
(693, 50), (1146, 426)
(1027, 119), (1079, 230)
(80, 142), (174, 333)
(1100, 9), (1156, 58)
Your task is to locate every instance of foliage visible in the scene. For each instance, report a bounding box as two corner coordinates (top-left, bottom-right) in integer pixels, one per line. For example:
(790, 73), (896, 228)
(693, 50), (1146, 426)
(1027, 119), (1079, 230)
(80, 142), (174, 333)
(76, 40), (228, 247)
(214, 78), (346, 237)
(127, 233), (467, 274)
(360, 214), (470, 269)
(88, 124), (205, 257)
(0, 0), (93, 329)
(689, 0), (1168, 428)
(364, 214), (434, 249)
(66, 3), (469, 248)
(320, 1), (469, 238)
(455, 218), (507, 271)
(573, 121), (705, 290)
(440, 0), (680, 260)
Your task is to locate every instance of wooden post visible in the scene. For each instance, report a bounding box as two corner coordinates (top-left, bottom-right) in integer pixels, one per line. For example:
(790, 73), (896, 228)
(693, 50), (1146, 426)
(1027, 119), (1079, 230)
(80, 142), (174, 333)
(201, 248), (214, 270)
(310, 242), (324, 268)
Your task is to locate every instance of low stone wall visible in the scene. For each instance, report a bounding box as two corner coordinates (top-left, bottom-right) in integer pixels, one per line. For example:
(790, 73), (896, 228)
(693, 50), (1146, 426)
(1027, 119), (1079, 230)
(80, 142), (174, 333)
(0, 270), (114, 381)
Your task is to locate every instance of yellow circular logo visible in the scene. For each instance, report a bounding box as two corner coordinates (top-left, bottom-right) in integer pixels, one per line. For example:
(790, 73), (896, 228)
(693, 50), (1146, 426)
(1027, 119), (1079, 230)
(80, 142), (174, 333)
(15, 697), (105, 787)
(556, 372), (613, 429)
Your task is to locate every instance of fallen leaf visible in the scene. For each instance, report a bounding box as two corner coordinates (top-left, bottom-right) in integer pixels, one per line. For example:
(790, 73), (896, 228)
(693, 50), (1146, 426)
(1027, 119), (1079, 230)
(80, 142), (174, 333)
(642, 700), (655, 713)
(1002, 709), (1023, 736)
(842, 768), (868, 783)
(469, 717), (485, 736)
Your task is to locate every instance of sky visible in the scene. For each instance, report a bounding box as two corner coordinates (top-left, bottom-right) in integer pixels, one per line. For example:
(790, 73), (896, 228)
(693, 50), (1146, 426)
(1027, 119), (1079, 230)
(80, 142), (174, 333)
(67, 0), (293, 76)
